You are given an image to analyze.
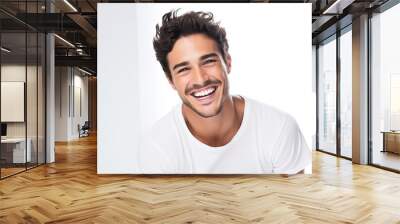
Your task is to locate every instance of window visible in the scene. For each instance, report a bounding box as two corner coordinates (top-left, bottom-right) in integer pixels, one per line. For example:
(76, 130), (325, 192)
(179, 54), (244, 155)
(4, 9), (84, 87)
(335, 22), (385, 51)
(318, 36), (337, 155)
(371, 2), (400, 171)
(339, 28), (352, 158)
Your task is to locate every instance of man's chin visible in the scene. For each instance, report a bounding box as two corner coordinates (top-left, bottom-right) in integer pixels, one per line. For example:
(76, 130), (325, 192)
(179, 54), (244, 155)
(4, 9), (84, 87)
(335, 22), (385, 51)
(194, 110), (220, 118)
(184, 101), (222, 118)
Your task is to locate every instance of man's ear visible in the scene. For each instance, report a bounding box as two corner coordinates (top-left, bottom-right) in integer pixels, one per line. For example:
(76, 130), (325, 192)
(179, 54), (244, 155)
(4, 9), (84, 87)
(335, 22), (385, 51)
(225, 53), (232, 74)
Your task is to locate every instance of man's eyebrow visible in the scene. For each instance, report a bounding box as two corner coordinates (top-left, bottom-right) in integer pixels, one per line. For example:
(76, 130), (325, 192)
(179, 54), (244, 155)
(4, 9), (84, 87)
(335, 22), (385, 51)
(200, 53), (218, 61)
(172, 53), (218, 71)
(172, 61), (189, 71)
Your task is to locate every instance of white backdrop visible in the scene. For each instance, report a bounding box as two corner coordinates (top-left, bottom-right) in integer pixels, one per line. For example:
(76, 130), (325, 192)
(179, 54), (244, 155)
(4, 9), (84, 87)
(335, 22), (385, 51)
(97, 3), (314, 174)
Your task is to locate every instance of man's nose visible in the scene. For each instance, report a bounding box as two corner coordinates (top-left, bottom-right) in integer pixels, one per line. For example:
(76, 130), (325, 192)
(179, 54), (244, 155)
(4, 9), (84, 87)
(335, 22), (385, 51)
(192, 66), (208, 85)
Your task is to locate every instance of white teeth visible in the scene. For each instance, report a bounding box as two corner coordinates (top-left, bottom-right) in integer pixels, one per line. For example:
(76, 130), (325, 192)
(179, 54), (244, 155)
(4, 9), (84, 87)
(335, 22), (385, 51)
(193, 87), (215, 97)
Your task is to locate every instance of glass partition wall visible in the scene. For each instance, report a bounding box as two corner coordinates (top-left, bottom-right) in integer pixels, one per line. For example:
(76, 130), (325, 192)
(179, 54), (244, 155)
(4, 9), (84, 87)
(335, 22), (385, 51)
(317, 35), (337, 155)
(339, 27), (352, 159)
(0, 2), (46, 179)
(317, 26), (353, 159)
(317, 0), (400, 172)
(370, 2), (400, 172)
(0, 31), (27, 177)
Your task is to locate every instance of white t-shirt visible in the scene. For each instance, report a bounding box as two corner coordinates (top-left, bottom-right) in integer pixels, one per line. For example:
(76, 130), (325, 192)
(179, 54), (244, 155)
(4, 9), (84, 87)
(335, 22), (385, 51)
(139, 97), (311, 174)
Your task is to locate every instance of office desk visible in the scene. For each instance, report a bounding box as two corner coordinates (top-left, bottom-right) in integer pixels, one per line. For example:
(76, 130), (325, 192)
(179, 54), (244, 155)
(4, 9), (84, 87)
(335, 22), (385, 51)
(1, 138), (31, 163)
(381, 131), (400, 154)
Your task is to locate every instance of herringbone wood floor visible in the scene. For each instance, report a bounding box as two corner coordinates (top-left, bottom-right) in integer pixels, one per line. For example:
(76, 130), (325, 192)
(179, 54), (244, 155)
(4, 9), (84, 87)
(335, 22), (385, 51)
(1, 134), (400, 223)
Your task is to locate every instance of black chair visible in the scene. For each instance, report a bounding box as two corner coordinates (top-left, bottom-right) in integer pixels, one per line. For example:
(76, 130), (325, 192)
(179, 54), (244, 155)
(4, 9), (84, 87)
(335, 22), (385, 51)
(79, 121), (90, 138)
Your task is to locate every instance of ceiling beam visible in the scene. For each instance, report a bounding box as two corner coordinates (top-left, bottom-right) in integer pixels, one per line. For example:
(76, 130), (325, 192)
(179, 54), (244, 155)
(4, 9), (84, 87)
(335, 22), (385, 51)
(55, 55), (96, 69)
(322, 0), (356, 14)
(67, 13), (97, 40)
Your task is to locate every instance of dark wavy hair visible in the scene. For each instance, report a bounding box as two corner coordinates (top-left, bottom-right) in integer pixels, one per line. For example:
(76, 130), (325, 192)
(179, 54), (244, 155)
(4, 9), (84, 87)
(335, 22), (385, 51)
(153, 9), (229, 81)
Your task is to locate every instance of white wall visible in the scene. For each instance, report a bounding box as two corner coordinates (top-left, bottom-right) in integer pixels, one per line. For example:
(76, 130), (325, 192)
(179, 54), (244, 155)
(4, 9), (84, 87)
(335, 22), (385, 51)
(98, 3), (314, 174)
(55, 67), (89, 141)
(55, 66), (69, 141)
(71, 72), (89, 138)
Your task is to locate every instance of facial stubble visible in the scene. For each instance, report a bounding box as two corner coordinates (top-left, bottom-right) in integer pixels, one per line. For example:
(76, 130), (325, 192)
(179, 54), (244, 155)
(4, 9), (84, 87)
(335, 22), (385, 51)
(181, 77), (229, 118)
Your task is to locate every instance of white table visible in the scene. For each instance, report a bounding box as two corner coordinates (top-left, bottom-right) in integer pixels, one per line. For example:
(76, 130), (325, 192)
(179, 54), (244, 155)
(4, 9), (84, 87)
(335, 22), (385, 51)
(1, 138), (31, 163)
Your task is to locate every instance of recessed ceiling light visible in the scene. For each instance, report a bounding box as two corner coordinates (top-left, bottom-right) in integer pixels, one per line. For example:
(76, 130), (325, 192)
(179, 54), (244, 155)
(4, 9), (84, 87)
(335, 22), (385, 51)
(54, 34), (75, 48)
(78, 67), (93, 76)
(1, 47), (11, 53)
(63, 0), (78, 12)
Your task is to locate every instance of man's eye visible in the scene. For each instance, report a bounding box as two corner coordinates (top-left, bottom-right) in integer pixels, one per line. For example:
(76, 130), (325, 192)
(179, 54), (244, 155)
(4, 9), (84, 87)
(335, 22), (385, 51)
(203, 59), (216, 65)
(178, 67), (190, 73)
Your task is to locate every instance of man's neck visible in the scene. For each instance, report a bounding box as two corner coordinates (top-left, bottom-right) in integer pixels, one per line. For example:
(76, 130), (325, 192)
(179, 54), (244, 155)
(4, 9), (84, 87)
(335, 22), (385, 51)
(182, 95), (245, 147)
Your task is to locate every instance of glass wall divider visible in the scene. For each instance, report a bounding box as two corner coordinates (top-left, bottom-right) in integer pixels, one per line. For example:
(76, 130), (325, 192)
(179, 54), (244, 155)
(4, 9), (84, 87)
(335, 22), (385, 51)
(0, 27), (2, 179)
(367, 11), (373, 165)
(317, 24), (353, 161)
(317, 34), (337, 156)
(316, 44), (320, 151)
(25, 2), (28, 171)
(339, 25), (353, 159)
(370, 1), (400, 172)
(336, 29), (341, 157)
(36, 22), (39, 169)
(0, 0), (47, 180)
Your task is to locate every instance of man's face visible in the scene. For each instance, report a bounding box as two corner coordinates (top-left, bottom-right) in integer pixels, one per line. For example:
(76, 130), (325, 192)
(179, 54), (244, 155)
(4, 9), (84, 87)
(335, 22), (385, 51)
(167, 33), (231, 118)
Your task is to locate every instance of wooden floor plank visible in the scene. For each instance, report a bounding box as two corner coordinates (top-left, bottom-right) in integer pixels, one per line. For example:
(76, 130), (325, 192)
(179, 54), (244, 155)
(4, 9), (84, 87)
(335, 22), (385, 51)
(0, 134), (400, 223)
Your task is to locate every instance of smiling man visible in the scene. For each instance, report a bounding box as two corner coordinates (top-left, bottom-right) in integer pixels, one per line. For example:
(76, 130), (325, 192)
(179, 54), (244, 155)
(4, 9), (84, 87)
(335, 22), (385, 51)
(138, 10), (311, 174)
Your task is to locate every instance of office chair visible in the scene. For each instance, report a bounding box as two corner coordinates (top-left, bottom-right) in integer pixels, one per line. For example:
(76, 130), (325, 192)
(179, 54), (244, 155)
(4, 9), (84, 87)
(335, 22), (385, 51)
(79, 121), (90, 138)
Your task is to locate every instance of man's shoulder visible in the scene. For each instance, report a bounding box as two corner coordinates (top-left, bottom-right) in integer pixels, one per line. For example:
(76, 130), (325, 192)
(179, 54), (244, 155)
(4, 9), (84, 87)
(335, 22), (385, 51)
(244, 97), (310, 175)
(144, 105), (182, 147)
(139, 105), (183, 173)
(151, 107), (177, 132)
(246, 97), (295, 127)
